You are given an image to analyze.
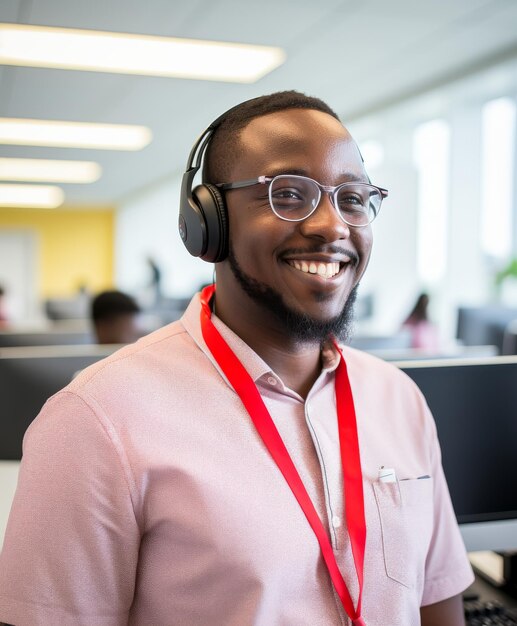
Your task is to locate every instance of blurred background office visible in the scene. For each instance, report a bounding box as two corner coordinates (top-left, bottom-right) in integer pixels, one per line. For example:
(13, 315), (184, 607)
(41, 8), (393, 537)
(2, 2), (517, 607)
(1, 1), (517, 354)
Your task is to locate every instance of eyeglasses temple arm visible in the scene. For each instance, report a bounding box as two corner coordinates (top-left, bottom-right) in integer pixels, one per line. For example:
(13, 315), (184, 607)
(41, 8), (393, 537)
(216, 176), (268, 190)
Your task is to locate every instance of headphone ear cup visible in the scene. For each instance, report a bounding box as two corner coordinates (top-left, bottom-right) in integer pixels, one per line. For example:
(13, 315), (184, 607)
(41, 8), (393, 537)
(192, 183), (228, 263)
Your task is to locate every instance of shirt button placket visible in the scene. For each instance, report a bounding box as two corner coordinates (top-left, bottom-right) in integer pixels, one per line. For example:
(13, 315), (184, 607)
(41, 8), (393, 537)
(305, 399), (347, 626)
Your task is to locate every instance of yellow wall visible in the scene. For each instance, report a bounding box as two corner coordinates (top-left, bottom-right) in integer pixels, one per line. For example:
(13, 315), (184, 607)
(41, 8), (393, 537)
(0, 206), (115, 297)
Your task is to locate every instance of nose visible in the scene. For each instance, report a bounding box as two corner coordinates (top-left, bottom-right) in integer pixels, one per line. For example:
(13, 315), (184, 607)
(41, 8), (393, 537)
(299, 191), (350, 242)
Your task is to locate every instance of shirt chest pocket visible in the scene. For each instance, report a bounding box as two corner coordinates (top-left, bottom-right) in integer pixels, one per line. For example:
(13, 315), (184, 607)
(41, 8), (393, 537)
(372, 477), (434, 588)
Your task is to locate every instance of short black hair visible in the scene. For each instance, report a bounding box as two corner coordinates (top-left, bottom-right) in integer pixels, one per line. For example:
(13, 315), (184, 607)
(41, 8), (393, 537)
(202, 90), (340, 184)
(91, 290), (140, 323)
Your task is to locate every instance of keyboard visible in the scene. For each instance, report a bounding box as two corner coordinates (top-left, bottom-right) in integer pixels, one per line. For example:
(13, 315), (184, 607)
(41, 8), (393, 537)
(464, 598), (517, 625)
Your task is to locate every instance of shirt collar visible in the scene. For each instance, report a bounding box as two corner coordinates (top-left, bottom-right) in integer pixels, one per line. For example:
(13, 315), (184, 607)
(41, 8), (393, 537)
(181, 292), (272, 384)
(181, 292), (343, 387)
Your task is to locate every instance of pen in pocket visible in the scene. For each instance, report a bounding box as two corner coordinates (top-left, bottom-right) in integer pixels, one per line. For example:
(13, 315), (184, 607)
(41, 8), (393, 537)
(399, 474), (431, 481)
(378, 466), (397, 483)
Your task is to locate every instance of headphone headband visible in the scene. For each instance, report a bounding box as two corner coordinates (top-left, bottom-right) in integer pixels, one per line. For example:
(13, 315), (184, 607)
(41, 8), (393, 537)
(179, 95), (307, 262)
(185, 107), (235, 175)
(179, 99), (262, 263)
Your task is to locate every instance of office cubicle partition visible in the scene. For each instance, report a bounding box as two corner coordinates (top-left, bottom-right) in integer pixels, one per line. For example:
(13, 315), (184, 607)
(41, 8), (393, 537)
(0, 345), (116, 460)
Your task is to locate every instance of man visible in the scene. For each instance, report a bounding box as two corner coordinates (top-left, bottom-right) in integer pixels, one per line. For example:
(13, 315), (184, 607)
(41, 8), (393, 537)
(91, 289), (141, 344)
(0, 91), (473, 625)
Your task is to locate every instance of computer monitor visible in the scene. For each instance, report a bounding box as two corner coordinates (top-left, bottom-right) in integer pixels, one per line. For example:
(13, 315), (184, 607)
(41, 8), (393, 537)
(456, 306), (517, 353)
(0, 328), (93, 348)
(395, 356), (517, 553)
(0, 345), (117, 460)
(348, 330), (412, 352)
(44, 296), (89, 320)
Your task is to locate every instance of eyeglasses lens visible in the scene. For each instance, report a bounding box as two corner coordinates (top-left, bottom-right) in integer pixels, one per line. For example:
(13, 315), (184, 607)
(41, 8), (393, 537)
(269, 175), (380, 226)
(269, 176), (319, 221)
(335, 185), (381, 226)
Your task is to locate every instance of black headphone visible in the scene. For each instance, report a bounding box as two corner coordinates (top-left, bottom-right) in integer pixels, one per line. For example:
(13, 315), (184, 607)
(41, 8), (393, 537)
(178, 106), (238, 263)
(178, 97), (364, 263)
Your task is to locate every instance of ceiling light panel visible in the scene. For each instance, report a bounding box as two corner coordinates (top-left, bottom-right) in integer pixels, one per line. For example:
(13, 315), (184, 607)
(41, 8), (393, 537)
(0, 183), (64, 208)
(0, 23), (286, 83)
(0, 158), (101, 183)
(0, 118), (152, 150)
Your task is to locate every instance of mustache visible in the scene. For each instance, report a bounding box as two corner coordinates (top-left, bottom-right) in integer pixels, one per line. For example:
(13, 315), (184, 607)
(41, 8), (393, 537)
(281, 244), (359, 266)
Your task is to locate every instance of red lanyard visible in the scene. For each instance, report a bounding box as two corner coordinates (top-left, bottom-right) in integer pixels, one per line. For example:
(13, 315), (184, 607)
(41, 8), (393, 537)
(200, 285), (367, 626)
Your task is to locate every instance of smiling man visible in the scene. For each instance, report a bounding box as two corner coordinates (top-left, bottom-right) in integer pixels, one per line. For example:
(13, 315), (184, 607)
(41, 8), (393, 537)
(0, 92), (473, 626)
(210, 105), (373, 399)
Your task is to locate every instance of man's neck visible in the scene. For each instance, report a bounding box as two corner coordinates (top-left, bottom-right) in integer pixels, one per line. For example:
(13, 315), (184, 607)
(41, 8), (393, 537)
(213, 292), (324, 399)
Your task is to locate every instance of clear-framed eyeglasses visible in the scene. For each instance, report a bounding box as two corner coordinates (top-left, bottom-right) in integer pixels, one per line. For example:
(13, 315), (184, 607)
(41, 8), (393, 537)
(216, 174), (388, 227)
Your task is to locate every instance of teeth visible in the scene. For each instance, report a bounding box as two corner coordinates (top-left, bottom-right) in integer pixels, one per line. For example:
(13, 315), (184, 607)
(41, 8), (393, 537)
(317, 263), (327, 276)
(289, 260), (341, 278)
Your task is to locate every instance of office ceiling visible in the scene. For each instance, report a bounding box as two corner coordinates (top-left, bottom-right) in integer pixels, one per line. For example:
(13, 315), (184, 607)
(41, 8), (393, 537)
(1, 0), (517, 206)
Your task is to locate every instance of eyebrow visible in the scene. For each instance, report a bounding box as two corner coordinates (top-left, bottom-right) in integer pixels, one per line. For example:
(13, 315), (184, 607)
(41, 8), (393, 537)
(266, 168), (368, 184)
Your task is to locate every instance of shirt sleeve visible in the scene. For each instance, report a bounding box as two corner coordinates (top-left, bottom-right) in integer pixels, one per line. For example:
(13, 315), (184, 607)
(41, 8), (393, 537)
(0, 391), (140, 626)
(421, 398), (475, 606)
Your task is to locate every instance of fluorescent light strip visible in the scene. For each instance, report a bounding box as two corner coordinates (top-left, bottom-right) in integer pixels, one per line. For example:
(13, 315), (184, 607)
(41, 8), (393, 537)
(0, 158), (101, 183)
(0, 183), (64, 208)
(0, 23), (286, 83)
(0, 118), (151, 150)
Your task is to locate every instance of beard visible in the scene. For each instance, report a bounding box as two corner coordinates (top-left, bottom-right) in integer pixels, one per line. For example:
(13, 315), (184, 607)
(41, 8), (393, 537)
(226, 246), (358, 345)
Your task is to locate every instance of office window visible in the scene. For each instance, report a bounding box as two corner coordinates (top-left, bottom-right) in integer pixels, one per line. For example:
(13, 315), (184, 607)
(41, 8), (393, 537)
(413, 119), (451, 285)
(480, 97), (516, 259)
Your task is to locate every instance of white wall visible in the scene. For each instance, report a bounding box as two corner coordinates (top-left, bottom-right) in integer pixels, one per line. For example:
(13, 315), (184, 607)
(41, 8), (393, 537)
(356, 125), (421, 336)
(115, 177), (213, 303)
(0, 230), (40, 322)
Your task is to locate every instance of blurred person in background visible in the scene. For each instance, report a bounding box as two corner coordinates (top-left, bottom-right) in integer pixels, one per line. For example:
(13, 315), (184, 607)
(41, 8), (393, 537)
(402, 292), (440, 351)
(91, 290), (141, 344)
(0, 285), (9, 328)
(146, 255), (163, 305)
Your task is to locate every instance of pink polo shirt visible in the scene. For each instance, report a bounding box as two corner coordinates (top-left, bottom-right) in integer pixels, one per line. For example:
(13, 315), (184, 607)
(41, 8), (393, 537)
(0, 294), (473, 626)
